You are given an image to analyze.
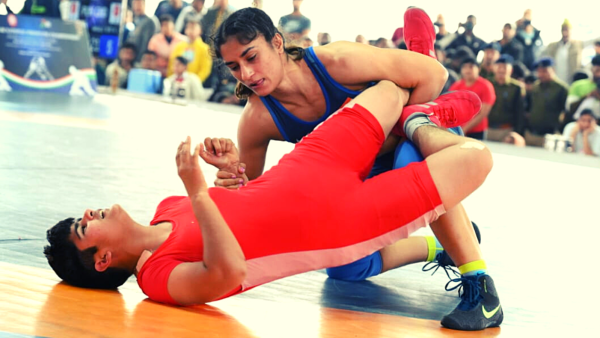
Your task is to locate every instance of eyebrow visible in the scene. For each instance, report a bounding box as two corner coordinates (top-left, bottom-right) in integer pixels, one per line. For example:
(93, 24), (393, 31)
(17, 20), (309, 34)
(74, 221), (82, 240)
(224, 47), (255, 66)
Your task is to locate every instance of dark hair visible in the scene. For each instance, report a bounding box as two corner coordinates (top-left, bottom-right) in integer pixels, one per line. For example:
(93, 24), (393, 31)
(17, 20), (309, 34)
(591, 55), (600, 67)
(504, 23), (514, 30)
(511, 61), (530, 80)
(461, 57), (478, 68)
(572, 70), (589, 83)
(143, 50), (157, 58)
(44, 218), (132, 289)
(595, 40), (600, 47)
(121, 42), (137, 56)
(212, 7), (305, 99)
(525, 74), (537, 84)
(175, 56), (189, 66)
(580, 109), (594, 118)
(159, 14), (174, 24)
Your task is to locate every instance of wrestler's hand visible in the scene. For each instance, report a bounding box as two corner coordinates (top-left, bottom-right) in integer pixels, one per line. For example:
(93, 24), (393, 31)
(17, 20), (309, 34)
(176, 136), (208, 196)
(215, 163), (248, 189)
(200, 137), (240, 170)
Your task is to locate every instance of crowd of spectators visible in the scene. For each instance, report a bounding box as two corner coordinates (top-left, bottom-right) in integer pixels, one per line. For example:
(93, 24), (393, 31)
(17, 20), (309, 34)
(2, 1), (599, 155)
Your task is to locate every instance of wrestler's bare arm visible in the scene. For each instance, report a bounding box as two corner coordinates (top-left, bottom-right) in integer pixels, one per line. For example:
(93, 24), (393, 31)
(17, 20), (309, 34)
(316, 41), (448, 105)
(168, 137), (246, 305)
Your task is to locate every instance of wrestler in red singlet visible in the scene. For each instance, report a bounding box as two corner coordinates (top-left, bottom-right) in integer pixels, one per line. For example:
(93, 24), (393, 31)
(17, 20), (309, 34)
(138, 104), (444, 305)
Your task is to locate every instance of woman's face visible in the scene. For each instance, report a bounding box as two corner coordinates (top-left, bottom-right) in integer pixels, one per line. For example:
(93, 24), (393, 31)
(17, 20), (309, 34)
(219, 34), (285, 96)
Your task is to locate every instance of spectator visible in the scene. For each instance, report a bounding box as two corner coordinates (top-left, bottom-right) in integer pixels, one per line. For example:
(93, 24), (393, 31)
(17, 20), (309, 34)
(374, 37), (392, 48)
(448, 45), (475, 73)
(168, 19), (212, 83)
(514, 19), (543, 70)
(278, 0), (311, 44)
(209, 70), (246, 106)
(301, 36), (313, 48)
(138, 51), (157, 70)
(480, 42), (501, 81)
(127, 0), (159, 64)
(567, 55), (600, 112)
(511, 61), (530, 84)
(449, 57), (496, 140)
(434, 14), (448, 41)
(503, 131), (526, 147)
(148, 14), (187, 77)
(498, 23), (524, 64)
(19, 0), (60, 17)
(154, 0), (189, 26)
(177, 0), (206, 34)
(163, 56), (205, 102)
(562, 109), (600, 156)
(355, 35), (368, 44)
(524, 57), (569, 146)
(434, 43), (459, 93)
(542, 19), (583, 85)
(391, 27), (407, 49)
(318, 32), (331, 46)
(488, 54), (526, 141)
(447, 15), (487, 57)
(105, 42), (137, 89)
(201, 0), (235, 43)
(515, 9), (533, 33)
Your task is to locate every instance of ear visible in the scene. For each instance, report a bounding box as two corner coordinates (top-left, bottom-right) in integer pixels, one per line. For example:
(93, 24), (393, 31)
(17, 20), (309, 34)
(95, 250), (112, 272)
(273, 33), (284, 53)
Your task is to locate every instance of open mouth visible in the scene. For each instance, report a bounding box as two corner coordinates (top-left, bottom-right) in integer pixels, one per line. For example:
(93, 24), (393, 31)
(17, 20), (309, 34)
(250, 79), (264, 88)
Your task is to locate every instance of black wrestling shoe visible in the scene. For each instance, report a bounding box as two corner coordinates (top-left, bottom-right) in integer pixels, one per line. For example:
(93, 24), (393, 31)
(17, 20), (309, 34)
(422, 221), (481, 279)
(441, 274), (503, 330)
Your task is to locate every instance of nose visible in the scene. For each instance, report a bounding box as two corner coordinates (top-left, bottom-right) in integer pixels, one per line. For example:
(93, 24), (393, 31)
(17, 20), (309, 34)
(240, 65), (254, 83)
(81, 209), (98, 224)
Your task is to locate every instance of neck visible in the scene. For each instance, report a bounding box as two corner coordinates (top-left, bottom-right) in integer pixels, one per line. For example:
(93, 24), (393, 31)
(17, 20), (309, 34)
(496, 76), (508, 85)
(293, 10), (301, 15)
(465, 30), (473, 36)
(465, 78), (476, 86)
(562, 37), (570, 43)
(269, 57), (307, 101)
(123, 222), (172, 273)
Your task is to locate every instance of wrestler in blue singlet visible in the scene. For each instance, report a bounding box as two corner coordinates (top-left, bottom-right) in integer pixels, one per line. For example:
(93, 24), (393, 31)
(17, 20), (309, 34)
(259, 46), (462, 281)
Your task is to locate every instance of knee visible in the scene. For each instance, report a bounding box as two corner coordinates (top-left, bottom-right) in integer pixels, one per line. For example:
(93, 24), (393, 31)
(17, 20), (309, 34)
(461, 139), (493, 184)
(373, 80), (402, 109)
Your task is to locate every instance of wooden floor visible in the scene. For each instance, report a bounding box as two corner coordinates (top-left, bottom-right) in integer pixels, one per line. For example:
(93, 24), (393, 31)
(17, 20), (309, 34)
(1, 91), (599, 337)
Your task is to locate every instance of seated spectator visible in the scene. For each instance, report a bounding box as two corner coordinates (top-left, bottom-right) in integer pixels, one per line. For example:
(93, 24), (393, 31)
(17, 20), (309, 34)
(488, 55), (526, 141)
(374, 37), (392, 48)
(278, 0), (311, 45)
(154, 0), (189, 26)
(148, 14), (188, 77)
(355, 35), (368, 44)
(209, 70), (246, 107)
(105, 42), (137, 89)
(514, 19), (543, 70)
(542, 19), (583, 85)
(434, 43), (458, 93)
(318, 32), (331, 46)
(138, 51), (158, 70)
(562, 109), (600, 156)
(163, 56), (205, 102)
(168, 19), (212, 83)
(127, 0), (159, 64)
(498, 23), (524, 64)
(446, 15), (486, 57)
(567, 55), (600, 114)
(177, 0), (206, 34)
(524, 57), (569, 146)
(391, 27), (407, 49)
(301, 36), (313, 48)
(480, 42), (501, 81)
(449, 57), (496, 140)
(19, 0), (60, 17)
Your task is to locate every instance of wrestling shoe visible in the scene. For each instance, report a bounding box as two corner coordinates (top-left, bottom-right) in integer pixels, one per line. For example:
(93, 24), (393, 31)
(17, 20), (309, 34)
(441, 274), (503, 330)
(423, 221), (481, 279)
(403, 7), (437, 59)
(393, 90), (482, 137)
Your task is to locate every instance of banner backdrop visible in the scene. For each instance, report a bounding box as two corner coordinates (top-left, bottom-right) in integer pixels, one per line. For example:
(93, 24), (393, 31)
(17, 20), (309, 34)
(0, 14), (97, 95)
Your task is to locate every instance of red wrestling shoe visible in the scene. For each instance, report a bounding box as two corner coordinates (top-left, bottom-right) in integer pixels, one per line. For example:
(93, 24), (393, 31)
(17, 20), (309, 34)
(392, 91), (482, 137)
(403, 7), (437, 59)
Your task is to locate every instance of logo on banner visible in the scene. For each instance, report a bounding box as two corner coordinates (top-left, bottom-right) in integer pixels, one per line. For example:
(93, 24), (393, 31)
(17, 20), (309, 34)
(109, 3), (122, 25)
(7, 14), (17, 27)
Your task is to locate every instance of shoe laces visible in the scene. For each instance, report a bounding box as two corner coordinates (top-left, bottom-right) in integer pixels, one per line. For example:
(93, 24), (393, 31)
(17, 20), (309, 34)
(435, 106), (457, 126)
(422, 252), (461, 280)
(445, 276), (483, 311)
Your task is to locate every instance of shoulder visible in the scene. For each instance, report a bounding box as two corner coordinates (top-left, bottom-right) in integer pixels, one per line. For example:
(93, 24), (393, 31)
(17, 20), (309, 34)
(313, 41), (365, 66)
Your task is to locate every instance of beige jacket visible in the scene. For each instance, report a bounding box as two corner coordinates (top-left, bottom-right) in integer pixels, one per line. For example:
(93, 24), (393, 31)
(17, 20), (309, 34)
(543, 40), (583, 84)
